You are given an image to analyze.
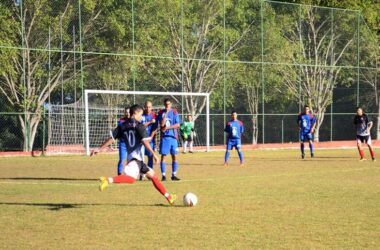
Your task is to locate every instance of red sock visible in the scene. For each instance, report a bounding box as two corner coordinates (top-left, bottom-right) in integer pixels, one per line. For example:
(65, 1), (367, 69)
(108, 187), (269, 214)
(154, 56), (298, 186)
(358, 149), (365, 159)
(112, 175), (135, 184)
(369, 148), (375, 158)
(150, 176), (167, 196)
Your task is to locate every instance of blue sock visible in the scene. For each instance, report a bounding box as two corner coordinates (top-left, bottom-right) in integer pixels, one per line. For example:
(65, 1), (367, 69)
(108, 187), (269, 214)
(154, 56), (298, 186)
(148, 157), (153, 168)
(160, 162), (166, 175)
(237, 150), (244, 163)
(309, 143), (314, 154)
(225, 151), (230, 163)
(300, 143), (305, 155)
(172, 161), (178, 176)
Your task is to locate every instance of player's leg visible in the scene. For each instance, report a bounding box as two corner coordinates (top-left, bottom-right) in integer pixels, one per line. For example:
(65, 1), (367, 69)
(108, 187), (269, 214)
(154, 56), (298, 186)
(170, 139), (180, 181)
(117, 141), (127, 175)
(189, 135), (194, 153)
(159, 137), (170, 181)
(99, 160), (140, 191)
(308, 133), (314, 158)
(356, 136), (366, 160)
(145, 169), (176, 205)
(366, 136), (376, 161)
(224, 140), (232, 166)
(299, 132), (305, 159)
(147, 141), (155, 168)
(183, 140), (188, 153)
(236, 139), (244, 166)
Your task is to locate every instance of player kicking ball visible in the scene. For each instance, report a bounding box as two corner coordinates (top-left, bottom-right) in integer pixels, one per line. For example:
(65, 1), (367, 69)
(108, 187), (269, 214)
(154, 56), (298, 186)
(91, 104), (176, 205)
(298, 105), (316, 159)
(224, 111), (244, 167)
(354, 107), (376, 161)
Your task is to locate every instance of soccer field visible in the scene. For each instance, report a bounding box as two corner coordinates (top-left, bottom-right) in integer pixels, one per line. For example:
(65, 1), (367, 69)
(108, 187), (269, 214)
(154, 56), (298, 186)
(0, 149), (379, 249)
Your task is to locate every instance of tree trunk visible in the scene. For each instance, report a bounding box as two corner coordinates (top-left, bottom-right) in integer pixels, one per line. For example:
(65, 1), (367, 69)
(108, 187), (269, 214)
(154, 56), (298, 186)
(251, 116), (258, 144)
(377, 103), (380, 139)
(18, 112), (42, 151)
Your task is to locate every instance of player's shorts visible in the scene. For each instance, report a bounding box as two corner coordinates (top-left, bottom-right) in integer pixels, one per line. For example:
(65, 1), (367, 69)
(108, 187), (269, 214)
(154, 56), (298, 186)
(226, 138), (241, 150)
(299, 131), (313, 142)
(144, 141), (155, 157)
(180, 133), (193, 142)
(123, 159), (151, 179)
(160, 136), (179, 155)
(356, 135), (372, 145)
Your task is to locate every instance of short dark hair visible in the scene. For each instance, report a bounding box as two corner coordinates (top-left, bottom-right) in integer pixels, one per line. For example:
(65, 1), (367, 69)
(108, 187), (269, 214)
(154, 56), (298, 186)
(231, 110), (237, 115)
(304, 105), (309, 109)
(356, 106), (362, 110)
(163, 98), (171, 104)
(129, 104), (143, 116)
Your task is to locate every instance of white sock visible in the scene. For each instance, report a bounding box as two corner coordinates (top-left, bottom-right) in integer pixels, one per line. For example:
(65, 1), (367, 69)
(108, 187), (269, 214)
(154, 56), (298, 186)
(190, 142), (193, 152)
(108, 177), (114, 183)
(183, 141), (188, 152)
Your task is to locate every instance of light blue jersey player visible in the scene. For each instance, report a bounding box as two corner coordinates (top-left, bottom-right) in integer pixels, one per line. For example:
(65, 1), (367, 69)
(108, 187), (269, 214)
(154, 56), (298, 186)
(298, 105), (316, 159)
(141, 100), (157, 169)
(224, 111), (244, 166)
(157, 98), (181, 181)
(116, 107), (129, 175)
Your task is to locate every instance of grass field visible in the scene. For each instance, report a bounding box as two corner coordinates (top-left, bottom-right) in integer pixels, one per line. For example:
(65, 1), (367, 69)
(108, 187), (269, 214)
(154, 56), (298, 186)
(0, 149), (379, 249)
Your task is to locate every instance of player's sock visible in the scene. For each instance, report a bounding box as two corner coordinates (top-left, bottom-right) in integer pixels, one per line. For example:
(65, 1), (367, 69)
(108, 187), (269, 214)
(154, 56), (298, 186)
(189, 142), (193, 152)
(309, 143), (314, 155)
(369, 148), (375, 159)
(172, 161), (178, 176)
(224, 151), (230, 163)
(160, 162), (166, 176)
(109, 175), (135, 184)
(300, 143), (305, 155)
(150, 176), (167, 196)
(147, 157), (153, 168)
(358, 149), (365, 159)
(183, 141), (188, 152)
(237, 150), (244, 163)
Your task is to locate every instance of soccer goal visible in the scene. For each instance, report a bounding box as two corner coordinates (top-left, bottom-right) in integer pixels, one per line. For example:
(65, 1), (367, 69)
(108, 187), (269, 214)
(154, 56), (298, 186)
(84, 89), (210, 155)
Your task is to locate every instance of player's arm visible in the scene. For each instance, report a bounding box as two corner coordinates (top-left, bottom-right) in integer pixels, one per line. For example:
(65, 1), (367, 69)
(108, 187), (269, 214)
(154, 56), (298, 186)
(137, 125), (158, 163)
(297, 115), (302, 130)
(367, 116), (373, 132)
(311, 116), (317, 133)
(91, 127), (120, 156)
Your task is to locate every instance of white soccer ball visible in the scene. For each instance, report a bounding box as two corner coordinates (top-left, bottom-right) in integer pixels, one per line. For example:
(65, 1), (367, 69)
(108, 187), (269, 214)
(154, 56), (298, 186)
(183, 192), (198, 207)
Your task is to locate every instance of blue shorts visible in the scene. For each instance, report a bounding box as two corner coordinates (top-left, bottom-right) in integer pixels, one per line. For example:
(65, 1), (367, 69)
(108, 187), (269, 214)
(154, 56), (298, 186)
(226, 138), (241, 150)
(144, 141), (156, 157)
(159, 137), (179, 155)
(300, 131), (313, 142)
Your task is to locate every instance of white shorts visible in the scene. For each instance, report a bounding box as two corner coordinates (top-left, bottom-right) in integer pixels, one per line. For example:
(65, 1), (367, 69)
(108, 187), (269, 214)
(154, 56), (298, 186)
(123, 160), (152, 179)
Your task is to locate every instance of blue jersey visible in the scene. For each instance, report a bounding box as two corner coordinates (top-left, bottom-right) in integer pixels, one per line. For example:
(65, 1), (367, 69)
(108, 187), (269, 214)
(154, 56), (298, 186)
(157, 109), (181, 139)
(298, 112), (316, 133)
(117, 116), (128, 142)
(142, 111), (157, 136)
(225, 120), (244, 140)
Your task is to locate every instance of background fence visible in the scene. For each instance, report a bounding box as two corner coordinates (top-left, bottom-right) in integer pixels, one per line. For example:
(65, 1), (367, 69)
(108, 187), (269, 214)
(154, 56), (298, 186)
(0, 0), (379, 152)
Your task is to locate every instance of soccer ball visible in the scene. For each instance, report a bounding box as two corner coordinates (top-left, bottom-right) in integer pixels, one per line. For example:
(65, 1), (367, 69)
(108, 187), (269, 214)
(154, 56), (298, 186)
(183, 192), (198, 207)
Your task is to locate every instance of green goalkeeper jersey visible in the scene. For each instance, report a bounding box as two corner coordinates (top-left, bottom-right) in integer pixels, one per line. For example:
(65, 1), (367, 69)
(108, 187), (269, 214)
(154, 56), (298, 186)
(180, 121), (194, 136)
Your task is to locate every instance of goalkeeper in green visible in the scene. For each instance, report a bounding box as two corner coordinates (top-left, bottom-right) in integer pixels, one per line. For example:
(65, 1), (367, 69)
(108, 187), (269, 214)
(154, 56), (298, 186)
(180, 114), (195, 153)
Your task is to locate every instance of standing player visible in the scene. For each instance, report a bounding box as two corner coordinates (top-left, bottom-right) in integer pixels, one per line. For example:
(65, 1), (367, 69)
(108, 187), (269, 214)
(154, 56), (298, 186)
(298, 105), (316, 159)
(117, 107), (130, 175)
(180, 114), (195, 153)
(140, 100), (157, 180)
(91, 104), (176, 205)
(157, 98), (181, 181)
(224, 111), (244, 167)
(354, 107), (376, 161)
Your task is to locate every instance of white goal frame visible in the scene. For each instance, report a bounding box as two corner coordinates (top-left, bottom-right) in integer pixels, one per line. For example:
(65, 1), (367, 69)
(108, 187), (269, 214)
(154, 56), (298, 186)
(84, 89), (210, 155)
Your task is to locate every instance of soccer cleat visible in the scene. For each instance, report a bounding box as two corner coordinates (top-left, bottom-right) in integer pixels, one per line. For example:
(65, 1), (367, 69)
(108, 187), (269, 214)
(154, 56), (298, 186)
(171, 175), (181, 181)
(167, 194), (177, 205)
(189, 151), (194, 154)
(359, 158), (367, 162)
(301, 154), (305, 159)
(161, 176), (167, 181)
(372, 158), (376, 162)
(99, 177), (109, 191)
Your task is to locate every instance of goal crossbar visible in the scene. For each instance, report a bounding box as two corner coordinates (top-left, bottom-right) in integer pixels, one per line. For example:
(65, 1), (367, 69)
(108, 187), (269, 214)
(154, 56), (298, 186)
(84, 89), (210, 155)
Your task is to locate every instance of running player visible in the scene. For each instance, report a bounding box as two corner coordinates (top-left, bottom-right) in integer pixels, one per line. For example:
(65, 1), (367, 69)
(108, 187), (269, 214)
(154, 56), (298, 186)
(224, 111), (244, 166)
(354, 107), (376, 161)
(140, 100), (157, 181)
(298, 105), (316, 159)
(157, 98), (181, 181)
(180, 114), (195, 153)
(91, 104), (176, 205)
(117, 107), (129, 175)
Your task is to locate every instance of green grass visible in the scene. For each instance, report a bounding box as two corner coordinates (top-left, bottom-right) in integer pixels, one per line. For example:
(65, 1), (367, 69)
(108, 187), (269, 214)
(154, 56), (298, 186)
(0, 149), (379, 249)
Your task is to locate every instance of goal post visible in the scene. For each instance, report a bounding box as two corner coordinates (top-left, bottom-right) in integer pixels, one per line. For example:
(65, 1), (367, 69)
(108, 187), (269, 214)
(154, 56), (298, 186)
(84, 89), (210, 156)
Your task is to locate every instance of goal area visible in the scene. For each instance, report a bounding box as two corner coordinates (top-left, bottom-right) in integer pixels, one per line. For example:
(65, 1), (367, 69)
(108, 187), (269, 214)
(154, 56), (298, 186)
(83, 89), (210, 155)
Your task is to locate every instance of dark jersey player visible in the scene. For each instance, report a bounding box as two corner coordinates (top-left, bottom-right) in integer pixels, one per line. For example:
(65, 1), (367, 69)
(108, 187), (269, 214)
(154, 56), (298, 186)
(91, 104), (176, 205)
(354, 107), (376, 161)
(298, 105), (316, 159)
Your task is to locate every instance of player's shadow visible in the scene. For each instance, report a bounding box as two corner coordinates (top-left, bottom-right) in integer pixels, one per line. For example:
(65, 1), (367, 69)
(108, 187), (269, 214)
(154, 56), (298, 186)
(0, 177), (98, 181)
(0, 202), (184, 211)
